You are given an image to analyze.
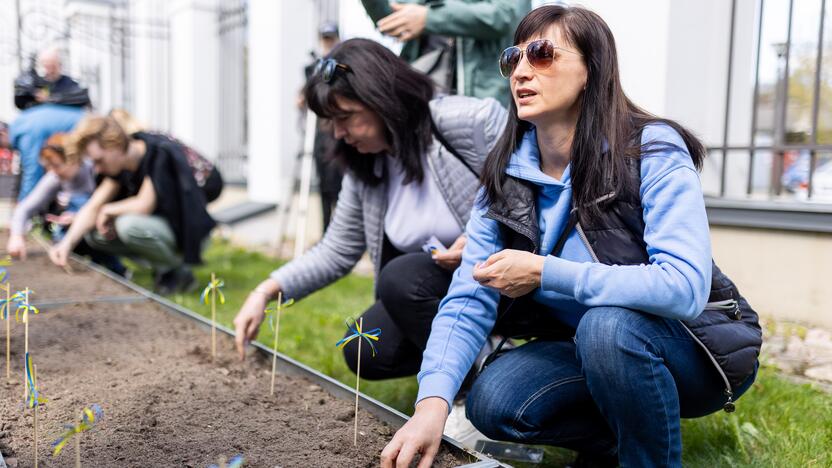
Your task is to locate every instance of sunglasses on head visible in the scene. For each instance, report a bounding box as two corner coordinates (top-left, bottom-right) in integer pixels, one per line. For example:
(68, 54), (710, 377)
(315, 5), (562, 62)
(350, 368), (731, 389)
(499, 39), (582, 78)
(314, 58), (351, 83)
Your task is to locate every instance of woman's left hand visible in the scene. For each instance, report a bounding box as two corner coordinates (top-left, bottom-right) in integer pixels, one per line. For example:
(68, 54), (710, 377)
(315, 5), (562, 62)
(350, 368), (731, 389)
(473, 249), (545, 298)
(432, 234), (467, 270)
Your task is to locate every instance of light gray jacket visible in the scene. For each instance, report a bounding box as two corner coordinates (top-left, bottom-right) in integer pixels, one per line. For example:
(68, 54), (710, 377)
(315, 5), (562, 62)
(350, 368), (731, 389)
(271, 95), (507, 301)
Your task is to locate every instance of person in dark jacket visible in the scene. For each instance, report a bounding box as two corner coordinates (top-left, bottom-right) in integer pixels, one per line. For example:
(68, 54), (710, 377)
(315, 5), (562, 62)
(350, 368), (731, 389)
(382, 6), (762, 468)
(48, 116), (216, 294)
(14, 48), (91, 110)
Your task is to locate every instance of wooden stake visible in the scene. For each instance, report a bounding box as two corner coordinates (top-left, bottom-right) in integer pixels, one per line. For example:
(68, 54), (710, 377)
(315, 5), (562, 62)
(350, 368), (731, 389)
(75, 433), (81, 468)
(24, 288), (29, 401)
(270, 292), (282, 396)
(211, 273), (217, 361)
(3, 282), (9, 382)
(33, 363), (39, 468)
(353, 317), (362, 447)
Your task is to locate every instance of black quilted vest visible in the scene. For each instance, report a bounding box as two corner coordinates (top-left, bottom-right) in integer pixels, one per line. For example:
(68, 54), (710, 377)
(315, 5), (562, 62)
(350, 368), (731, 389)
(483, 158), (762, 411)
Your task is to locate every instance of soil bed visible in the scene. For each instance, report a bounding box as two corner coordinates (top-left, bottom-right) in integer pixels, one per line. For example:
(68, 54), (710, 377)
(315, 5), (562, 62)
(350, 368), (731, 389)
(0, 243), (468, 467)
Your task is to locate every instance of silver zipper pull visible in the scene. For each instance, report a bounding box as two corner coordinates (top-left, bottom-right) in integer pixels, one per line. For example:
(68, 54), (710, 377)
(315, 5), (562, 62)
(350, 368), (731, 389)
(723, 389), (736, 413)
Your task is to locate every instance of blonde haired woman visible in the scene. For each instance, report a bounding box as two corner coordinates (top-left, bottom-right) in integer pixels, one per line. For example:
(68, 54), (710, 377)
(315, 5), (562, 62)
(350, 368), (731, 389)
(50, 116), (215, 294)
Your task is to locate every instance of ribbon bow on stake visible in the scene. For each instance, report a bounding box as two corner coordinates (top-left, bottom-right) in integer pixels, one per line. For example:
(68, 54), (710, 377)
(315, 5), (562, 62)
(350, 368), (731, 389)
(335, 317), (382, 446)
(0, 256), (11, 283)
(25, 352), (47, 408)
(0, 291), (17, 321)
(14, 289), (39, 324)
(265, 293), (294, 396)
(52, 404), (104, 467)
(200, 274), (225, 361)
(200, 276), (226, 305)
(335, 318), (382, 357)
(25, 352), (46, 468)
(16, 289), (38, 399)
(208, 455), (244, 468)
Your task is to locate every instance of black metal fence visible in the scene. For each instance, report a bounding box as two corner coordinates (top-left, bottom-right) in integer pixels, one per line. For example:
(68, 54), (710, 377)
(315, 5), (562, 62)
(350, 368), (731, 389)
(711, 0), (832, 204)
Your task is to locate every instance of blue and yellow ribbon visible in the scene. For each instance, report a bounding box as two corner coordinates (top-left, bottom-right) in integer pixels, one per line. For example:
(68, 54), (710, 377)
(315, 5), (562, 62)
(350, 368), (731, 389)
(0, 289), (18, 321)
(52, 404), (104, 456)
(335, 318), (382, 357)
(25, 352), (46, 409)
(263, 298), (294, 331)
(200, 278), (225, 305)
(13, 291), (39, 323)
(0, 256), (11, 283)
(208, 455), (244, 468)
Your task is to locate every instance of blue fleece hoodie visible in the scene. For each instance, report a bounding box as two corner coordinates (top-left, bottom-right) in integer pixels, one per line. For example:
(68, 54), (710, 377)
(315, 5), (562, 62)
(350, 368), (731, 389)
(416, 123), (713, 409)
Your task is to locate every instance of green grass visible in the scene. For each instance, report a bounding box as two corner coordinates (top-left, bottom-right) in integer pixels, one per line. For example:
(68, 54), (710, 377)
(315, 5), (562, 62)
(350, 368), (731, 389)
(133, 239), (832, 467)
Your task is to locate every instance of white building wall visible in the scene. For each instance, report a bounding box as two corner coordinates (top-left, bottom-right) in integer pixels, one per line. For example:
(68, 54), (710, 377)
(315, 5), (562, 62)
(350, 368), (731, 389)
(169, 0), (220, 161)
(0, 0), (24, 122)
(130, 0), (171, 132)
(246, 0), (315, 203)
(65, 0), (127, 113)
(577, 0), (671, 116)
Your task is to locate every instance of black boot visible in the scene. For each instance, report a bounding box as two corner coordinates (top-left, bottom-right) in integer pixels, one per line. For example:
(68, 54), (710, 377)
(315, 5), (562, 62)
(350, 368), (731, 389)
(154, 266), (196, 295)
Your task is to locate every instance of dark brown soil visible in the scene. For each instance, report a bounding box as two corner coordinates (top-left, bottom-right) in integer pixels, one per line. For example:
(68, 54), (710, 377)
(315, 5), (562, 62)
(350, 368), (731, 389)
(0, 242), (469, 467)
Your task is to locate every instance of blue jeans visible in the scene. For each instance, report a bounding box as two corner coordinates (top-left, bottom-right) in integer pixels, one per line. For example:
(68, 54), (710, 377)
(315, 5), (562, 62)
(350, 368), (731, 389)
(466, 306), (757, 467)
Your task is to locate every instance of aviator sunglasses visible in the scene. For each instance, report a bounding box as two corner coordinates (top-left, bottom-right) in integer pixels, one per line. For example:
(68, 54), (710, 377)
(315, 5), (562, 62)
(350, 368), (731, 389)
(499, 39), (582, 78)
(314, 58), (351, 83)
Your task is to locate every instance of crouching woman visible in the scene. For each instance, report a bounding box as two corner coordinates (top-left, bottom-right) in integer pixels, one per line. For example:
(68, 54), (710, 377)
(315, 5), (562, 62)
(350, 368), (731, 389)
(383, 5), (762, 468)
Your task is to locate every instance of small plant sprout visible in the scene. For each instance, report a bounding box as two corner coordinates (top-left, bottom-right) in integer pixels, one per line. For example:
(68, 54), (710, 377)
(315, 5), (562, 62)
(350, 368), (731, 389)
(52, 404), (104, 468)
(264, 292), (294, 396)
(200, 273), (225, 361)
(335, 317), (381, 446)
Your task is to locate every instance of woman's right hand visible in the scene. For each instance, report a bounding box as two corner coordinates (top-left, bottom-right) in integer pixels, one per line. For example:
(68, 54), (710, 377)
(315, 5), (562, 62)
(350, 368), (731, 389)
(233, 279), (281, 360)
(48, 241), (71, 267)
(7, 234), (27, 260)
(381, 397), (449, 468)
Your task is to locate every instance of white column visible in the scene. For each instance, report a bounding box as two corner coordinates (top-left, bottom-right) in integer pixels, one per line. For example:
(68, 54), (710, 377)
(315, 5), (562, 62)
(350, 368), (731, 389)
(578, 0), (671, 115)
(0, 0), (23, 121)
(130, 0), (171, 131)
(247, 0), (315, 203)
(169, 0), (220, 161)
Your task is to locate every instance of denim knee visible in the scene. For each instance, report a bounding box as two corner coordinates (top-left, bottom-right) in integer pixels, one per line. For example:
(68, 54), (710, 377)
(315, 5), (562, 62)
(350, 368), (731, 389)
(574, 307), (638, 372)
(466, 372), (517, 440)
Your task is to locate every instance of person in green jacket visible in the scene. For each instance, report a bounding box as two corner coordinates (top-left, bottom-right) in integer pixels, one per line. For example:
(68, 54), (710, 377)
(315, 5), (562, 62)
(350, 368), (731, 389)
(361, 0), (531, 106)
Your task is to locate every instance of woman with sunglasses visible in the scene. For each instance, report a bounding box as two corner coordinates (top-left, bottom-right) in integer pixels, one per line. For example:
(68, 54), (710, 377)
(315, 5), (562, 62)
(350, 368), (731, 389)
(382, 5), (761, 468)
(233, 39), (506, 384)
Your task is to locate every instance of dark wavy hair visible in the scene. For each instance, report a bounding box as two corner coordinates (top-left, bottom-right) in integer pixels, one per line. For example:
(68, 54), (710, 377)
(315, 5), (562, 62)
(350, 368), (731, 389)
(304, 38), (435, 186)
(481, 5), (706, 219)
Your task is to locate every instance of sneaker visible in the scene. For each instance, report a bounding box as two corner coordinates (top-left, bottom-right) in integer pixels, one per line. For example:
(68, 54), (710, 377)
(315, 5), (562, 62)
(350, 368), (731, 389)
(154, 266), (197, 295)
(443, 402), (492, 450)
